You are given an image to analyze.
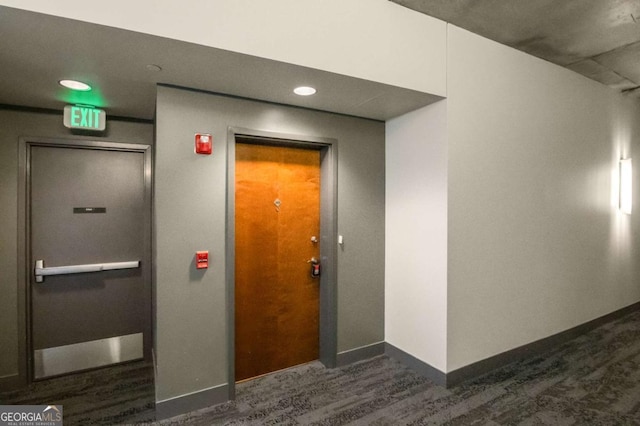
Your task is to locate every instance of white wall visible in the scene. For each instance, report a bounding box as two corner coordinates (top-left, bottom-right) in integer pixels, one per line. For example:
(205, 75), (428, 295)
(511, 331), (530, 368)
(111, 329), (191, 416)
(7, 0), (639, 385)
(385, 101), (448, 372)
(0, 0), (447, 96)
(446, 25), (640, 371)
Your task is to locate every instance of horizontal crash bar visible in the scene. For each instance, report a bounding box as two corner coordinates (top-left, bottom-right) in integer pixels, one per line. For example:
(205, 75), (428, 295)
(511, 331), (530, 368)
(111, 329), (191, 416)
(35, 260), (139, 282)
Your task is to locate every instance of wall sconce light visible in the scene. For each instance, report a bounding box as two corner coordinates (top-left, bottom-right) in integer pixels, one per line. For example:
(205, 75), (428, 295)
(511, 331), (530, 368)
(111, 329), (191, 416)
(619, 158), (632, 214)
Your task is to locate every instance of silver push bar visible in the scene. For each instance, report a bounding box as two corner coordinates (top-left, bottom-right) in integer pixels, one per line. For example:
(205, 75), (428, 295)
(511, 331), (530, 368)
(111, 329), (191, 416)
(34, 259), (140, 283)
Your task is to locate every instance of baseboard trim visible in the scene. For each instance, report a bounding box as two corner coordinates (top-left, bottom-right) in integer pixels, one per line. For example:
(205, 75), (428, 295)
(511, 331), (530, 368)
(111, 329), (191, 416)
(0, 374), (23, 392)
(155, 384), (229, 420)
(385, 303), (640, 388)
(336, 341), (385, 367)
(447, 301), (640, 387)
(385, 343), (447, 387)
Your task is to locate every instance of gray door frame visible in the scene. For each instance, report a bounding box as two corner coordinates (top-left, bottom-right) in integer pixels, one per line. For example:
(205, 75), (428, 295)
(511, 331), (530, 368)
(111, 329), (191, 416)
(18, 136), (152, 383)
(226, 127), (338, 398)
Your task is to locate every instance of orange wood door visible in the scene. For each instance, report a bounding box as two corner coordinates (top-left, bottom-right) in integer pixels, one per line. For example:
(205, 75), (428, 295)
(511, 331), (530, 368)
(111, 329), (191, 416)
(235, 142), (320, 381)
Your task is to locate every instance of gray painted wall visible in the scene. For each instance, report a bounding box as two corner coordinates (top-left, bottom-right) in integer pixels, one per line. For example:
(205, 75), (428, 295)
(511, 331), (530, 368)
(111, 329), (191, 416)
(155, 86), (385, 402)
(0, 108), (153, 383)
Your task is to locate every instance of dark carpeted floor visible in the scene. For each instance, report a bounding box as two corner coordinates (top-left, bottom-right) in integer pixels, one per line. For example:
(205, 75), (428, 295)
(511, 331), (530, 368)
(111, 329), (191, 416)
(2, 309), (640, 425)
(0, 361), (155, 425)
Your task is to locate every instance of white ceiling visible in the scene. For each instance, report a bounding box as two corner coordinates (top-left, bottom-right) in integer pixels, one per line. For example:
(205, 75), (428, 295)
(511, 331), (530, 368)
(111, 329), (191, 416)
(0, 6), (441, 121)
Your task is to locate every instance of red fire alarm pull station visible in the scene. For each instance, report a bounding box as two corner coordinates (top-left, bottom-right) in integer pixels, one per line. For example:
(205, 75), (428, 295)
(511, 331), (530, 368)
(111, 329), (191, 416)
(195, 133), (212, 155)
(196, 251), (209, 269)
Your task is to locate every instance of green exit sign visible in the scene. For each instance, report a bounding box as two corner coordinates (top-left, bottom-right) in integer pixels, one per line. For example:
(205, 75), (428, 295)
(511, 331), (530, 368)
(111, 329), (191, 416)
(63, 105), (106, 131)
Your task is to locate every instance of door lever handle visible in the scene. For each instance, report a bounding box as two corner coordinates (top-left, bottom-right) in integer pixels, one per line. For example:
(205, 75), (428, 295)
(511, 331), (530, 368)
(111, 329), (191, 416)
(307, 257), (320, 278)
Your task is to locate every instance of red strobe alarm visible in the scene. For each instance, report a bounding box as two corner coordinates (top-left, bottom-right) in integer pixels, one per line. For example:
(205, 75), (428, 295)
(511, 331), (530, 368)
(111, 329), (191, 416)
(195, 133), (212, 155)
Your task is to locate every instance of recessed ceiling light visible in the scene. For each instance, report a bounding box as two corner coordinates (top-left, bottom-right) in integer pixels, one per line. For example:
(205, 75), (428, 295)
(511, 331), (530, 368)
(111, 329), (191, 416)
(59, 79), (92, 91)
(294, 86), (317, 96)
(146, 64), (162, 72)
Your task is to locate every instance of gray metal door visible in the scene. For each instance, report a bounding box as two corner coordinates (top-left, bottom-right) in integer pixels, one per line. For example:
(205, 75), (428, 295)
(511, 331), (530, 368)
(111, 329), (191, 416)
(29, 143), (151, 379)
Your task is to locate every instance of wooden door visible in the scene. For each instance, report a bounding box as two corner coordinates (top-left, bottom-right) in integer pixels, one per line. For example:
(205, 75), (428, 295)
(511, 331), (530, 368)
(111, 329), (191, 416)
(235, 142), (320, 381)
